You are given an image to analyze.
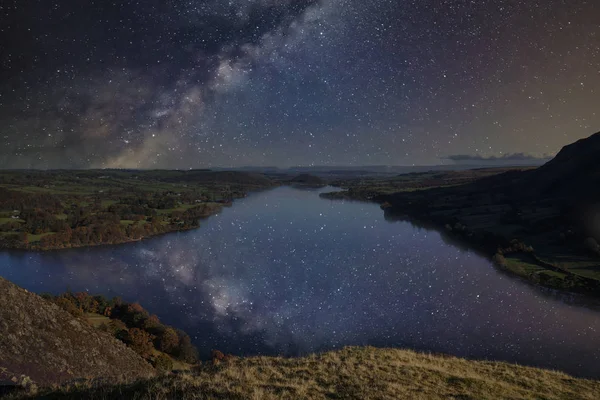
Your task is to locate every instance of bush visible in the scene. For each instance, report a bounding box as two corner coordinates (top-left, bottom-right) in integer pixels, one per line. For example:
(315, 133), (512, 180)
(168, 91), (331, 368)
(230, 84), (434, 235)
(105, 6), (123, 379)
(54, 296), (83, 317)
(41, 291), (200, 365)
(143, 314), (161, 330)
(175, 331), (198, 363)
(158, 327), (180, 354)
(153, 353), (174, 373)
(109, 319), (128, 336)
(492, 253), (507, 268)
(124, 328), (154, 359)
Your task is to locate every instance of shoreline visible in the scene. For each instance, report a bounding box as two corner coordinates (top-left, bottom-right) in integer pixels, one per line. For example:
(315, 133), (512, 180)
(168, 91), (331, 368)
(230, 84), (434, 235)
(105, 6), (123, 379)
(0, 202), (234, 252)
(323, 187), (600, 299)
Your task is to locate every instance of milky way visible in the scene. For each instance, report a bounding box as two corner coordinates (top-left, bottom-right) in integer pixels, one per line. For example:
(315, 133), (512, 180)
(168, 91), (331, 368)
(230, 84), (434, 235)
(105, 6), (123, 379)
(1, 0), (599, 168)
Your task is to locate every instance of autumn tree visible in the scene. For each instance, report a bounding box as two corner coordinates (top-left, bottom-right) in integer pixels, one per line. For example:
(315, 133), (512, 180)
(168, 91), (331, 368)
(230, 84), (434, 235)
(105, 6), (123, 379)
(174, 330), (198, 363)
(124, 328), (154, 359)
(158, 327), (179, 354)
(143, 314), (161, 331)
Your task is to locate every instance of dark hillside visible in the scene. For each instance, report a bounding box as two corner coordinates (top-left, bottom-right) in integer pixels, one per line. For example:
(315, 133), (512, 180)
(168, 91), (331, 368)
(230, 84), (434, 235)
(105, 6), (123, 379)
(289, 174), (326, 186)
(528, 132), (600, 198)
(163, 171), (274, 187)
(376, 132), (600, 296)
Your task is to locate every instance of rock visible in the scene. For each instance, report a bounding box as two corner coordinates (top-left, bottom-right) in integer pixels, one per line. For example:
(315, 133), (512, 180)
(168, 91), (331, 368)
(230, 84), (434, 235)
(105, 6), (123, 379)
(0, 277), (156, 386)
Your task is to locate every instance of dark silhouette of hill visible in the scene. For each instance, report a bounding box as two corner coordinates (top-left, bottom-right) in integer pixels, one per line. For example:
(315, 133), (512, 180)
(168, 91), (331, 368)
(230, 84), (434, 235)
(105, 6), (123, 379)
(0, 277), (155, 388)
(527, 132), (600, 198)
(375, 131), (600, 296)
(163, 171), (274, 187)
(289, 174), (326, 186)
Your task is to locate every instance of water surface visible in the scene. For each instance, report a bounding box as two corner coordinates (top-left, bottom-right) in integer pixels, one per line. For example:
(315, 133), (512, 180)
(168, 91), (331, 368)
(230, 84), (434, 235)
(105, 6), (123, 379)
(2, 186), (600, 377)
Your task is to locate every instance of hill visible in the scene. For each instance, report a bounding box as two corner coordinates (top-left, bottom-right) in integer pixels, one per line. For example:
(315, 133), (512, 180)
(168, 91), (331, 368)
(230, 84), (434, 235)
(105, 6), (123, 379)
(0, 277), (155, 390)
(320, 132), (600, 296)
(9, 346), (600, 399)
(289, 174), (326, 186)
(161, 170), (275, 187)
(529, 132), (600, 198)
(376, 132), (600, 295)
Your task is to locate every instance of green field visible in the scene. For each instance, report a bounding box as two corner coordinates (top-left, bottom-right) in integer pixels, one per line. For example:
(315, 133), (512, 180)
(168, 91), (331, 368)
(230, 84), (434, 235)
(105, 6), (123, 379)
(0, 170), (275, 250)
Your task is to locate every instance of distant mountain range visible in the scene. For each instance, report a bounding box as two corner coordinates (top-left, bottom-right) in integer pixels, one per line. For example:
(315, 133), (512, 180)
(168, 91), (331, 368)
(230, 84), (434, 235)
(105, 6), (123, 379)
(214, 161), (550, 179)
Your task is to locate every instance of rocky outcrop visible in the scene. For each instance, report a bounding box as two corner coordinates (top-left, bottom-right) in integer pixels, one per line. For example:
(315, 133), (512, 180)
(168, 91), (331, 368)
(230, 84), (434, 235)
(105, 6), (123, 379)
(0, 277), (155, 387)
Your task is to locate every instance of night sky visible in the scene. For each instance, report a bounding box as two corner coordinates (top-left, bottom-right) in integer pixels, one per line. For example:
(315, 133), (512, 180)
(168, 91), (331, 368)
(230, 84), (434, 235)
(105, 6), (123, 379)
(1, 0), (599, 169)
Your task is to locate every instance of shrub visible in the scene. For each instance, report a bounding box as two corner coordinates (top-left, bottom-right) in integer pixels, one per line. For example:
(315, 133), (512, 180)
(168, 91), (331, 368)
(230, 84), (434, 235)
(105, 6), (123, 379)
(54, 296), (83, 317)
(211, 350), (225, 364)
(492, 253), (507, 268)
(158, 327), (179, 354)
(153, 353), (174, 373)
(109, 319), (128, 337)
(175, 331), (198, 363)
(211, 350), (237, 365)
(143, 314), (161, 330)
(124, 328), (154, 359)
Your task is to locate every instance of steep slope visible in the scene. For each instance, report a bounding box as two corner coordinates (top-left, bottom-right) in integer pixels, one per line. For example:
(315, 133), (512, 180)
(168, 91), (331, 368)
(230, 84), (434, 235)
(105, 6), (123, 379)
(0, 277), (155, 386)
(11, 347), (600, 400)
(528, 131), (600, 198)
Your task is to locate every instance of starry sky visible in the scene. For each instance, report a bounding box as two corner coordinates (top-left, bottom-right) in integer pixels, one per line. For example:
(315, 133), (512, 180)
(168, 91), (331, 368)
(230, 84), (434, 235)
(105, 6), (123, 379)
(1, 0), (599, 169)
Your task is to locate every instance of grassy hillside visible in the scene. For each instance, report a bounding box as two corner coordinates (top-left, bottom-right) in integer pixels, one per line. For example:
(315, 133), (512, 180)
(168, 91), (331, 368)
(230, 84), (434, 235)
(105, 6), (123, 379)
(1, 277), (599, 399)
(9, 346), (600, 399)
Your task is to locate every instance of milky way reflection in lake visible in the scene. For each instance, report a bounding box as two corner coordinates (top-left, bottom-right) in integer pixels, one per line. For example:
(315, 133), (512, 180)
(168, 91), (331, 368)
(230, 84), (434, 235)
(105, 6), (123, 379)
(2, 186), (600, 377)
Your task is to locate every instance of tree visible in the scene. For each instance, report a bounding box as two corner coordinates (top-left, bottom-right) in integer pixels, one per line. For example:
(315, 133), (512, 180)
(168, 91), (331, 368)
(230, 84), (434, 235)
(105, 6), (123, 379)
(18, 232), (28, 246)
(124, 328), (154, 359)
(158, 327), (179, 354)
(109, 319), (128, 337)
(143, 314), (161, 331)
(174, 331), (198, 363)
(54, 296), (82, 317)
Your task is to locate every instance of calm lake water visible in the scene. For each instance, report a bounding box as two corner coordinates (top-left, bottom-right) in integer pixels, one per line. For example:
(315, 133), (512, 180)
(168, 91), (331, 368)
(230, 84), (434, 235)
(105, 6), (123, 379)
(2, 186), (600, 377)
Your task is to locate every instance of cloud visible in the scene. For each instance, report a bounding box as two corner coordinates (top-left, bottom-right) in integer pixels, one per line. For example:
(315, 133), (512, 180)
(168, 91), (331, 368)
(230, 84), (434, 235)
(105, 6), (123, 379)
(445, 153), (552, 165)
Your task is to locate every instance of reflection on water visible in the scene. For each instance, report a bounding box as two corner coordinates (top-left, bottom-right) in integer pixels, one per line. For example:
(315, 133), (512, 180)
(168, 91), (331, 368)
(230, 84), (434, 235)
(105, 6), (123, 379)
(2, 186), (600, 378)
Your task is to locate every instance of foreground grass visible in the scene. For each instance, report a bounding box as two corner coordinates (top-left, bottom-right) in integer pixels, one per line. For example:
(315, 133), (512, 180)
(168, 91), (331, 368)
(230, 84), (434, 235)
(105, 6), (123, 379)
(13, 347), (600, 399)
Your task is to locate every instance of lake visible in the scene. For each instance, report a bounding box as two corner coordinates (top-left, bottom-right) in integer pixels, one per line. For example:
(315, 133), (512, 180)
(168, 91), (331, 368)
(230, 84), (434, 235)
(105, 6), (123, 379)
(2, 186), (600, 378)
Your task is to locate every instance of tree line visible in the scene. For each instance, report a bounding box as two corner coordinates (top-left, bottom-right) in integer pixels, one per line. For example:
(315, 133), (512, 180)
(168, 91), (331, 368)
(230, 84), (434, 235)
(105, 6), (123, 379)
(42, 291), (198, 370)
